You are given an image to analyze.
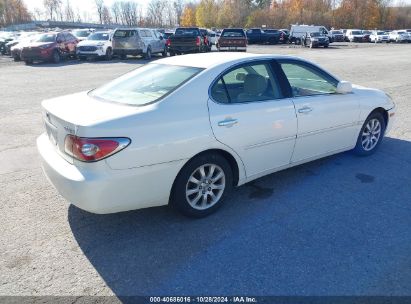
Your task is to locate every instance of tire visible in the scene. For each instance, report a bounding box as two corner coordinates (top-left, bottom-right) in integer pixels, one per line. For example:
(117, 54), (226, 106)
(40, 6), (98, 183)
(324, 44), (329, 48)
(353, 112), (386, 156)
(144, 47), (152, 59)
(120, 54), (127, 60)
(52, 50), (61, 63)
(170, 153), (233, 218)
(162, 47), (167, 57)
(13, 55), (20, 62)
(169, 51), (175, 56)
(79, 56), (86, 61)
(105, 47), (113, 60)
(24, 59), (33, 65)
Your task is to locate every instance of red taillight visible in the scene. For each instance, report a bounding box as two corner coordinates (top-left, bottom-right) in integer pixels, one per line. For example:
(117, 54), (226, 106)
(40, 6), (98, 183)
(64, 135), (130, 162)
(166, 38), (171, 46)
(196, 37), (201, 46)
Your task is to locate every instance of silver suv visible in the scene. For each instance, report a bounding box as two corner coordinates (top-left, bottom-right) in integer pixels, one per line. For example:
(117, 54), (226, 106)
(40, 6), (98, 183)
(112, 28), (167, 59)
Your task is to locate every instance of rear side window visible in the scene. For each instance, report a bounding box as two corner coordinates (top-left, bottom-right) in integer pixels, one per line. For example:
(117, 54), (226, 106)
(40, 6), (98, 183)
(91, 64), (203, 106)
(211, 62), (282, 104)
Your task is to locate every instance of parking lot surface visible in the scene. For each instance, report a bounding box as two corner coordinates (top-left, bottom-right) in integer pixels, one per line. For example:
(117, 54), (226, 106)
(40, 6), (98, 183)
(0, 43), (410, 296)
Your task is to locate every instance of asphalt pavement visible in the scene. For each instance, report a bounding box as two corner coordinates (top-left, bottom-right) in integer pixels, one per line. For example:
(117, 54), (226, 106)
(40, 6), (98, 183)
(0, 43), (410, 297)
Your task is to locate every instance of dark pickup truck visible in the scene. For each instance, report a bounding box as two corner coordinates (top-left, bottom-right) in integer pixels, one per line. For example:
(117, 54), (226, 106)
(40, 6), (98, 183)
(245, 28), (280, 44)
(168, 27), (207, 55)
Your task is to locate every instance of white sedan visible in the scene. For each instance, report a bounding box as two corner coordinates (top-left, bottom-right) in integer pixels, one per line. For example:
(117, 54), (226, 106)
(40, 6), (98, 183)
(37, 53), (396, 217)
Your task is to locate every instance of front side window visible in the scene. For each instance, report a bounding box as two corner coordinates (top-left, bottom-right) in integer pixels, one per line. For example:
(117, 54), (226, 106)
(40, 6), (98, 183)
(91, 64), (203, 106)
(211, 62), (282, 104)
(280, 62), (337, 97)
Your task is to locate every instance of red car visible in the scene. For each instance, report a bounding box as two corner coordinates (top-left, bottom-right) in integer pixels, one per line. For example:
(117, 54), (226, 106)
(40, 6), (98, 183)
(21, 32), (79, 64)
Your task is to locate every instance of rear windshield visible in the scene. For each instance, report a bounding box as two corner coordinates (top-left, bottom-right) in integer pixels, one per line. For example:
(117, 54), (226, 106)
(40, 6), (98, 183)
(175, 28), (200, 36)
(73, 30), (90, 37)
(113, 30), (137, 38)
(36, 34), (56, 42)
(90, 64), (203, 106)
(88, 32), (110, 40)
(351, 31), (362, 35)
(221, 29), (245, 37)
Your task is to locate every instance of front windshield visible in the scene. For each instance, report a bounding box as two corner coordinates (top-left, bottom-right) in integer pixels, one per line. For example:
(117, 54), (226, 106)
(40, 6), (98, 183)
(352, 31), (361, 35)
(91, 64), (203, 106)
(377, 31), (385, 35)
(73, 30), (90, 37)
(88, 32), (110, 41)
(36, 34), (56, 42)
(310, 32), (321, 37)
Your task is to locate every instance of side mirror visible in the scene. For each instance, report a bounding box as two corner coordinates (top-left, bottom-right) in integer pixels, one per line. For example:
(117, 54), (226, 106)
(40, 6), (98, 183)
(336, 81), (352, 94)
(159, 36), (164, 40)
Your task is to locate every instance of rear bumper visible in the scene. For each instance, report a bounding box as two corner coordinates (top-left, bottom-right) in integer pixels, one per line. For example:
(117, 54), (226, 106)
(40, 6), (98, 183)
(218, 46), (246, 51)
(113, 48), (143, 56)
(37, 133), (186, 214)
(169, 46), (200, 53)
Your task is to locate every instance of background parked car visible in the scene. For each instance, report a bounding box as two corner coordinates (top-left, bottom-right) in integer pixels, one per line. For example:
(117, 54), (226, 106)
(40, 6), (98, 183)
(21, 31), (79, 64)
(302, 32), (330, 48)
(370, 31), (390, 43)
(10, 33), (40, 61)
(346, 29), (364, 42)
(329, 30), (345, 42)
(112, 28), (166, 59)
(216, 28), (247, 52)
(208, 30), (218, 45)
(278, 30), (290, 43)
(389, 30), (411, 43)
(362, 30), (372, 42)
(200, 28), (212, 52)
(246, 28), (280, 44)
(0, 32), (18, 55)
(168, 27), (207, 55)
(289, 25), (331, 44)
(77, 31), (113, 61)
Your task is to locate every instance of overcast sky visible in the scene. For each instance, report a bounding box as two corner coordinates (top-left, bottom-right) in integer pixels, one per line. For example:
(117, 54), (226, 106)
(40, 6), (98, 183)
(24, 0), (411, 23)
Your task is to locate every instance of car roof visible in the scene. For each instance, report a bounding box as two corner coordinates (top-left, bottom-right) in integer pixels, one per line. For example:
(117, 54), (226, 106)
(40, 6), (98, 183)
(154, 52), (294, 69)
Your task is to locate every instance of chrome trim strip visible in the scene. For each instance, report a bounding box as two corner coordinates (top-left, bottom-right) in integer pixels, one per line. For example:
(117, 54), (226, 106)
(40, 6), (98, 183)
(297, 122), (362, 138)
(245, 135), (296, 150)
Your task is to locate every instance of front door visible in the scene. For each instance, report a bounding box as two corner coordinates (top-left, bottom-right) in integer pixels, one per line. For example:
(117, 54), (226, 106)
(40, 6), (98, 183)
(278, 60), (360, 162)
(208, 60), (297, 179)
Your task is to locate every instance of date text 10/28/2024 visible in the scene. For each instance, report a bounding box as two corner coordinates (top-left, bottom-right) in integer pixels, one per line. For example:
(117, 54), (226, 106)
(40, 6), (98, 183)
(149, 297), (257, 303)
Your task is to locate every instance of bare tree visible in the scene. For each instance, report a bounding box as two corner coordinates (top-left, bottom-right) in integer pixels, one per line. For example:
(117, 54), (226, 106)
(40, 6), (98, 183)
(64, 0), (74, 22)
(95, 0), (104, 24)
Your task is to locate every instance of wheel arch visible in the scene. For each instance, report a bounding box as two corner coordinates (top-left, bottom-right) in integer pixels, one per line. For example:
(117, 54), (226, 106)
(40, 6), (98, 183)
(170, 148), (242, 203)
(369, 107), (388, 126)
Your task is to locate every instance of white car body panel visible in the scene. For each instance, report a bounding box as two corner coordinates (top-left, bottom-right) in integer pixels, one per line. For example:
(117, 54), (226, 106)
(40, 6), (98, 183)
(37, 53), (396, 214)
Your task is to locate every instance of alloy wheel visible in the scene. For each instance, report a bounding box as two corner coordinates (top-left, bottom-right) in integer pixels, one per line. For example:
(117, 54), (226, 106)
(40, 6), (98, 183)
(361, 118), (382, 151)
(185, 164), (226, 210)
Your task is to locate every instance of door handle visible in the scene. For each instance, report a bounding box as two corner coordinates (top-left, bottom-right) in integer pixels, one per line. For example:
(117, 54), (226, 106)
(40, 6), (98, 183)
(218, 119), (238, 127)
(298, 106), (313, 114)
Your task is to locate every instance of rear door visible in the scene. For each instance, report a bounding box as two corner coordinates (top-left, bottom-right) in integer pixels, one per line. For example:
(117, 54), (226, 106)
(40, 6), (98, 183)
(208, 60), (297, 178)
(278, 59), (360, 162)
